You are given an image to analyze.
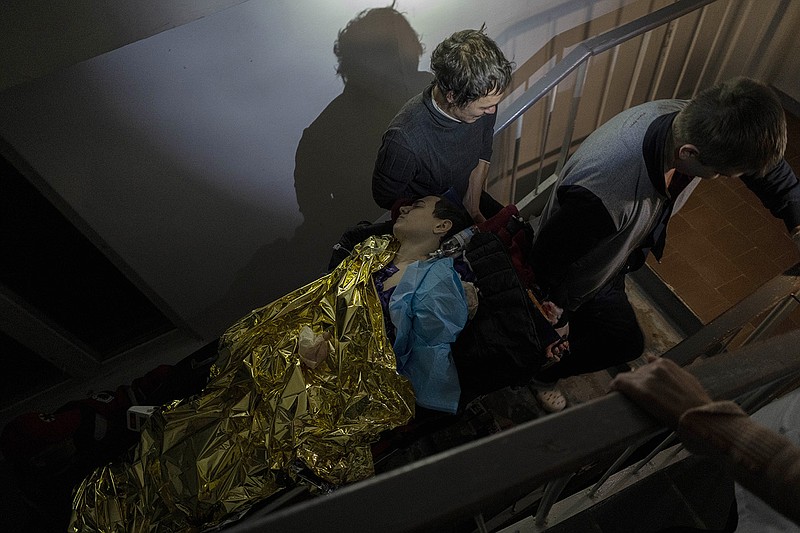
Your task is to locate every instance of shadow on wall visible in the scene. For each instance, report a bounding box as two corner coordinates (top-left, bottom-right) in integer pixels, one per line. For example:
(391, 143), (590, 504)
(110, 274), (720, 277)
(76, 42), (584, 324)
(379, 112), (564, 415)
(206, 6), (432, 326)
(295, 6), (432, 238)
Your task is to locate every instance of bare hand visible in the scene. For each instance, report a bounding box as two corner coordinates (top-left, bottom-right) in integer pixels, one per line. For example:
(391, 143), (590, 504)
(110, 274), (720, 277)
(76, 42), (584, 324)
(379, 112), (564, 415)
(298, 327), (331, 369)
(545, 337), (569, 362)
(461, 281), (479, 319)
(541, 300), (563, 326)
(610, 356), (712, 429)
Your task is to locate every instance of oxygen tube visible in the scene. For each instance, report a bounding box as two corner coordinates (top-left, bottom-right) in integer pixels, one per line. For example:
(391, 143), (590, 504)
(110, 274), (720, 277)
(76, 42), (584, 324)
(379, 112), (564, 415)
(429, 225), (478, 259)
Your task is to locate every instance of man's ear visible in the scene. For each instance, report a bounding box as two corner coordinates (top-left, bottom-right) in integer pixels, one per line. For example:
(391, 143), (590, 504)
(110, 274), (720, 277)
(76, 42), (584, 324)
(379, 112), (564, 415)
(445, 91), (456, 105)
(434, 219), (453, 235)
(677, 144), (700, 160)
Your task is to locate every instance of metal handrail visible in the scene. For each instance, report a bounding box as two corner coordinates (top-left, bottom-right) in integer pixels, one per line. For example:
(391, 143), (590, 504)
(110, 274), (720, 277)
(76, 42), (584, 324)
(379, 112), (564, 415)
(229, 327), (800, 533)
(494, 0), (715, 135)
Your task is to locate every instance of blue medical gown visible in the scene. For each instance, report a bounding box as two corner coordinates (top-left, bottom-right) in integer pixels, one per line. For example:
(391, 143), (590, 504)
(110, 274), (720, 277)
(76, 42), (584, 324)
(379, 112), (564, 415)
(389, 258), (469, 414)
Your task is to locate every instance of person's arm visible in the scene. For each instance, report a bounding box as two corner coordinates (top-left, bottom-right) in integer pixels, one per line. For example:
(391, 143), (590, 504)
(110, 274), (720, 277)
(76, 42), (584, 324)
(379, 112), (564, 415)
(373, 130), (418, 209)
(792, 224), (800, 251)
(741, 159), (800, 250)
(463, 159), (490, 223)
(530, 185), (616, 308)
(611, 357), (800, 525)
(464, 112), (499, 222)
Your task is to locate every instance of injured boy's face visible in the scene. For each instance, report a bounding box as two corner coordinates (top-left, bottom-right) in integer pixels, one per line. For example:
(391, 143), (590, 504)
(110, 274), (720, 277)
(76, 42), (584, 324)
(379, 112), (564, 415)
(393, 195), (453, 246)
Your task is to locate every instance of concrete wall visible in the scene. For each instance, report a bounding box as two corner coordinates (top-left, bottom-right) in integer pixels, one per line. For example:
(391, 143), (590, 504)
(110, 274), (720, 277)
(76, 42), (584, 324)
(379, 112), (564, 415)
(0, 0), (249, 90)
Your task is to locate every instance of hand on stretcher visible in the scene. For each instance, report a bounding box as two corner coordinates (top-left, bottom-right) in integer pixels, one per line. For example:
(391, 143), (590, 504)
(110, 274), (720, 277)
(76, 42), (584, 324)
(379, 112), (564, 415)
(526, 290), (569, 364)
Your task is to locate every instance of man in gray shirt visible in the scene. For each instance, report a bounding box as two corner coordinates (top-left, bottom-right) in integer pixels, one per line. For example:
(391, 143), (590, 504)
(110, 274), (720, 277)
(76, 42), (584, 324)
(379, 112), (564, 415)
(532, 77), (800, 381)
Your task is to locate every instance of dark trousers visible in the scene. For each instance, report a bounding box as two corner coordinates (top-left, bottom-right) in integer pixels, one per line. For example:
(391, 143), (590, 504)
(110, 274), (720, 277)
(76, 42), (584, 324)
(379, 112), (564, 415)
(536, 272), (644, 382)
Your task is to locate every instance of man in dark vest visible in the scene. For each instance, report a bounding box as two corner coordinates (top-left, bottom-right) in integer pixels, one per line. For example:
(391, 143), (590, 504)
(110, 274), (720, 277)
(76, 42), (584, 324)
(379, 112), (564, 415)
(532, 77), (800, 383)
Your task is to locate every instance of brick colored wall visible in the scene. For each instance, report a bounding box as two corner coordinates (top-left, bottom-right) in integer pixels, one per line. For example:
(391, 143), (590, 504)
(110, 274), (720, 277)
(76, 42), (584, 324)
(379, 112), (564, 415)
(648, 112), (800, 333)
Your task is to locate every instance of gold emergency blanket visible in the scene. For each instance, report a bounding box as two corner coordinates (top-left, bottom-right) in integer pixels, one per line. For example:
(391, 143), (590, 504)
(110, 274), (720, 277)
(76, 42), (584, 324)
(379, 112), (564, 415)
(69, 236), (415, 532)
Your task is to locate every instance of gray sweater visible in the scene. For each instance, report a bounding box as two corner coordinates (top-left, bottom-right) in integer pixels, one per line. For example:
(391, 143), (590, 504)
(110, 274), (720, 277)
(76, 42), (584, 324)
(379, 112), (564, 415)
(372, 84), (495, 208)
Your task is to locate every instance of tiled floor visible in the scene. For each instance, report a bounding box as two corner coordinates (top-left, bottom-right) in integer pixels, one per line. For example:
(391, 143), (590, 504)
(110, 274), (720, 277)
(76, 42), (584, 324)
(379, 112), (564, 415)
(647, 111), (800, 333)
